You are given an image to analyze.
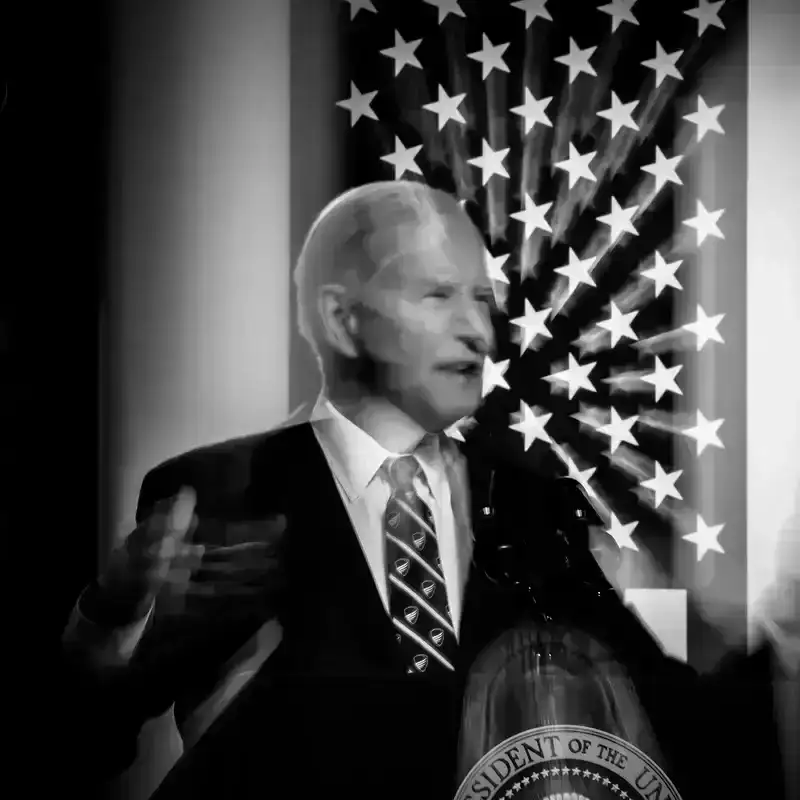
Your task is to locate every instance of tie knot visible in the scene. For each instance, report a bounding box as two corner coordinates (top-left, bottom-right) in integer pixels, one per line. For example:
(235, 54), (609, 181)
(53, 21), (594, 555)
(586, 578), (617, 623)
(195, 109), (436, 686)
(387, 455), (420, 491)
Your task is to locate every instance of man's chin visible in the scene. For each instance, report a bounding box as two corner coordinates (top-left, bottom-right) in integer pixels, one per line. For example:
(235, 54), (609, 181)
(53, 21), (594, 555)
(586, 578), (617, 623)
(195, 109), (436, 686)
(429, 399), (482, 433)
(390, 384), (482, 433)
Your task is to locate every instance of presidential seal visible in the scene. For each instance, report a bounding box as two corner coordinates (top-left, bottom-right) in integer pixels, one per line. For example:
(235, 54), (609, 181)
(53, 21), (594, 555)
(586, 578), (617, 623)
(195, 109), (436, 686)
(453, 725), (683, 800)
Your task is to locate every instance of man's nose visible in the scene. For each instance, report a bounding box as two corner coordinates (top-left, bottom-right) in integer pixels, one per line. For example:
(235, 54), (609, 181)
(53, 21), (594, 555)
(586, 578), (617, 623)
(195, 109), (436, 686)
(454, 300), (493, 355)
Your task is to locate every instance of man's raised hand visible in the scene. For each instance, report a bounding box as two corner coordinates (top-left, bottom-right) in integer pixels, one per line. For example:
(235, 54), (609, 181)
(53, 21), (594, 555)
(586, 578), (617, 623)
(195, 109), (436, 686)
(96, 486), (287, 622)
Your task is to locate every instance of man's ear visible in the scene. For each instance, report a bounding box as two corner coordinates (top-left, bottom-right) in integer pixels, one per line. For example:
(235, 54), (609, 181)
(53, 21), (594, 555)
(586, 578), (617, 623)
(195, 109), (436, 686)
(317, 284), (360, 358)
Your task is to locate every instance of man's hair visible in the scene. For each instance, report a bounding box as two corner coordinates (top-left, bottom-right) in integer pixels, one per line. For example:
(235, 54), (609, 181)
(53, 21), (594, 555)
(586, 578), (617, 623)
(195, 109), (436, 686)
(293, 180), (465, 371)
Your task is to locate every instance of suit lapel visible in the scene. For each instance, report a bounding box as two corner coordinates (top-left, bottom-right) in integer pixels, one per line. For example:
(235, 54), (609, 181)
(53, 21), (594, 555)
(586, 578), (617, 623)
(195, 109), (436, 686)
(453, 437), (493, 654)
(440, 437), (475, 611)
(247, 421), (401, 670)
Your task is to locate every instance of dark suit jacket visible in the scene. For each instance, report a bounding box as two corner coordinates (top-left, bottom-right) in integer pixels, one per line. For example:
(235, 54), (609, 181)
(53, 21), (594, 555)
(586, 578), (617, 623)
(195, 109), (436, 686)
(691, 640), (788, 799)
(65, 417), (698, 799)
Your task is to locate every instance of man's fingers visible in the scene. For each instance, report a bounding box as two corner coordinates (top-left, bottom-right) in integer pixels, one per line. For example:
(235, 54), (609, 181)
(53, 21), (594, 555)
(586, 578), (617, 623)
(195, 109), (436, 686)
(140, 487), (197, 544)
(167, 486), (197, 538)
(202, 542), (274, 559)
(184, 583), (267, 598)
(192, 556), (280, 582)
(183, 574), (287, 599)
(169, 543), (206, 572)
(224, 514), (287, 546)
(153, 488), (198, 557)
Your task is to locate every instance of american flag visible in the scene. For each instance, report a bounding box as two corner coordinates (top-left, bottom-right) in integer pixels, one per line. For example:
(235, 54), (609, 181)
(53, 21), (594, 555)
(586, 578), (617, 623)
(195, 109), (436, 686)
(334, 0), (746, 672)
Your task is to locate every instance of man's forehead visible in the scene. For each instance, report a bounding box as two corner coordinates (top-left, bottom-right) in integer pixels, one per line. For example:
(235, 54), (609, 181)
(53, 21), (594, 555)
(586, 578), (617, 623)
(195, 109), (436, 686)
(365, 211), (448, 265)
(365, 213), (487, 289)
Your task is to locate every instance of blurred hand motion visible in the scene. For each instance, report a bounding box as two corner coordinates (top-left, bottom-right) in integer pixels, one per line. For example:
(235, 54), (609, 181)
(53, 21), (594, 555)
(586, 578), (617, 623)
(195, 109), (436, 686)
(98, 486), (287, 620)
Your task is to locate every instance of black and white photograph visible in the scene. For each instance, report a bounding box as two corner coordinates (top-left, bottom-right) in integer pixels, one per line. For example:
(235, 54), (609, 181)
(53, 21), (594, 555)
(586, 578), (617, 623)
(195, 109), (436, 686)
(5, 1), (797, 798)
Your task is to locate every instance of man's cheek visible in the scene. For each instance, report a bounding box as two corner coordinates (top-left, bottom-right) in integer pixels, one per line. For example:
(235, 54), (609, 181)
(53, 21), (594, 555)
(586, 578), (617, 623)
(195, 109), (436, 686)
(362, 317), (405, 360)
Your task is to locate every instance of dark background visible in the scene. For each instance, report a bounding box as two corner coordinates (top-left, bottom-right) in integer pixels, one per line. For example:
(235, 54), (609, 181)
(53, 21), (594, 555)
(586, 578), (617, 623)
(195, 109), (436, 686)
(3, 3), (110, 640)
(3, 2), (110, 789)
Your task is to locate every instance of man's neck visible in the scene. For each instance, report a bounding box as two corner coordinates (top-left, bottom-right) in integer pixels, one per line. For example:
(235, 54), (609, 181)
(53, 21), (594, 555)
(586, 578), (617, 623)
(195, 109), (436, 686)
(323, 386), (430, 455)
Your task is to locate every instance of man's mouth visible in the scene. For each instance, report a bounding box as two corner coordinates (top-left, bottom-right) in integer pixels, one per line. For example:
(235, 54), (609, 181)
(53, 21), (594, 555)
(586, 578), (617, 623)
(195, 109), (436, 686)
(437, 361), (482, 377)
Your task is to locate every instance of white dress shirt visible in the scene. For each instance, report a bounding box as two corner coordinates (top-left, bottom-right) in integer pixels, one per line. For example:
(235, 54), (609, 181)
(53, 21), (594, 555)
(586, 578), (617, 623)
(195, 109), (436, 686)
(310, 396), (471, 637)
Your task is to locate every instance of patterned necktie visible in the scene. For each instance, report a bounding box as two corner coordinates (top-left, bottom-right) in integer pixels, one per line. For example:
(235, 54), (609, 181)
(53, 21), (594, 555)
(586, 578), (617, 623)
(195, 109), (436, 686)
(384, 454), (458, 675)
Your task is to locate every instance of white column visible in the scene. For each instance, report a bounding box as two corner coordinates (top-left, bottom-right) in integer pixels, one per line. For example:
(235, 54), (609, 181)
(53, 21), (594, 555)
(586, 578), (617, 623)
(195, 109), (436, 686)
(671, 25), (748, 669)
(104, 0), (291, 553)
(103, 2), (290, 797)
(747, 0), (800, 643)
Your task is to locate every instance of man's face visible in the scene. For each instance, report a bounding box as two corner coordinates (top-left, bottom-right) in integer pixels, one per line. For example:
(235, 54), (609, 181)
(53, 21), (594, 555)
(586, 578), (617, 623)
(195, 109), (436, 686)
(353, 209), (495, 431)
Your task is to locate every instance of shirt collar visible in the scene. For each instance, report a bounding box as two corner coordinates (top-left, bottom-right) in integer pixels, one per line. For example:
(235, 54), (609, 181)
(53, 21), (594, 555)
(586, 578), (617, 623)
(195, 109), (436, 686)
(311, 395), (445, 502)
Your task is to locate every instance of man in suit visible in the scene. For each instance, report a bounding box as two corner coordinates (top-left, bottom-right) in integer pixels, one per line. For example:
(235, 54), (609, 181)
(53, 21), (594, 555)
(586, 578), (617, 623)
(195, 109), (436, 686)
(62, 179), (690, 799)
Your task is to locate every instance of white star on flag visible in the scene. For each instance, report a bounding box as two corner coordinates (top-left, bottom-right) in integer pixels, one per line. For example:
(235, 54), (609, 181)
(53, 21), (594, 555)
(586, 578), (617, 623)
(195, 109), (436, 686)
(682, 200), (725, 245)
(422, 85), (467, 130)
(380, 30), (423, 76)
(468, 139), (510, 184)
(598, 408), (640, 454)
(571, 403), (605, 429)
(684, 0), (726, 37)
(511, 88), (553, 134)
(562, 456), (598, 500)
(682, 304), (725, 350)
(511, 194), (553, 239)
(344, 0), (377, 20)
(544, 353), (597, 399)
(597, 301), (639, 347)
(640, 462), (683, 508)
(641, 146), (684, 193)
(605, 513), (639, 551)
(555, 247), (597, 298)
(642, 356), (683, 401)
(683, 95), (725, 141)
(468, 34), (510, 80)
(683, 515), (725, 561)
(642, 42), (684, 87)
(422, 0), (465, 24)
(554, 37), (598, 84)
(511, 0), (552, 28)
(597, 197), (639, 244)
(336, 81), (378, 126)
(510, 299), (552, 353)
(598, 0), (639, 33)
(683, 410), (724, 455)
(597, 91), (640, 137)
(642, 252), (683, 297)
(509, 401), (553, 450)
(485, 250), (510, 285)
(554, 142), (597, 188)
(380, 136), (423, 179)
(482, 357), (510, 398)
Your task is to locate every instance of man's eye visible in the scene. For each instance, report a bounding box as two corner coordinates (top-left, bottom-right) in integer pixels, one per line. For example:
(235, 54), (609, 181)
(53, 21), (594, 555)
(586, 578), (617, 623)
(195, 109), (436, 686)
(427, 288), (452, 299)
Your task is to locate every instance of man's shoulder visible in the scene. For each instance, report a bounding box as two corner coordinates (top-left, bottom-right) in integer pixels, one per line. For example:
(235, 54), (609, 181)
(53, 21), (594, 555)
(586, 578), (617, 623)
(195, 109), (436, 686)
(158, 412), (310, 472)
(136, 404), (315, 517)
